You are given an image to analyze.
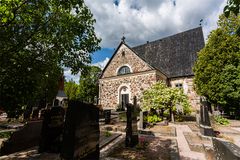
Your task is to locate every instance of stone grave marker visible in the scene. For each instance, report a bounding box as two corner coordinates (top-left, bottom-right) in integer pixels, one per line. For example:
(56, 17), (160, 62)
(0, 120), (42, 155)
(60, 100), (100, 160)
(213, 138), (240, 160)
(38, 106), (65, 153)
(104, 109), (111, 124)
(132, 96), (138, 142)
(32, 109), (40, 120)
(139, 111), (143, 129)
(199, 98), (214, 136)
(125, 102), (138, 147)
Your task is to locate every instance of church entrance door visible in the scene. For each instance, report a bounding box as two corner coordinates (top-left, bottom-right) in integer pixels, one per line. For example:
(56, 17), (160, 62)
(121, 94), (129, 110)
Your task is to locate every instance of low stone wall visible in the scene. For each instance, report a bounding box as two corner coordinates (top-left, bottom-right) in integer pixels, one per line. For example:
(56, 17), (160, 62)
(213, 138), (240, 160)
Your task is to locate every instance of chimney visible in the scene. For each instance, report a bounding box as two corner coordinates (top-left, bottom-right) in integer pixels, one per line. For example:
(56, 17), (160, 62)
(58, 75), (64, 91)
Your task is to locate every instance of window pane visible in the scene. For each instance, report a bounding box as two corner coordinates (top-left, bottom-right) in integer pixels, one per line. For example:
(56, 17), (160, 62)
(118, 66), (131, 75)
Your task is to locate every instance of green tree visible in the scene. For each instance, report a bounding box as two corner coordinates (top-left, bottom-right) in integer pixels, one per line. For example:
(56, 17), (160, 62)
(79, 66), (101, 103)
(193, 13), (240, 110)
(141, 81), (191, 121)
(65, 80), (80, 100)
(0, 0), (101, 117)
(224, 0), (240, 35)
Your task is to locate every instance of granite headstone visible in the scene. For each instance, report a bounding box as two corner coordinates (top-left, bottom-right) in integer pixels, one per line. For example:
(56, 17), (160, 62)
(60, 101), (99, 160)
(39, 106), (65, 153)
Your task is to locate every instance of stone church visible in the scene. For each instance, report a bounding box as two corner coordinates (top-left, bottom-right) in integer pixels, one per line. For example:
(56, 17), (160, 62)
(99, 27), (204, 113)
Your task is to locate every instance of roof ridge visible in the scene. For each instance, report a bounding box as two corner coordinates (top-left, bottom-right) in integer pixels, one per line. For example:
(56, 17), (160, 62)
(133, 27), (202, 48)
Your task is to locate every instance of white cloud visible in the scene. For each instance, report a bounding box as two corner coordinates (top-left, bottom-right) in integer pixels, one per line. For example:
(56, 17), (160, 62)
(85, 0), (227, 47)
(64, 67), (80, 83)
(92, 57), (110, 70)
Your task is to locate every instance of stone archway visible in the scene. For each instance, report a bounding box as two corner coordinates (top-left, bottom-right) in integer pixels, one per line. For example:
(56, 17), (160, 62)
(119, 86), (130, 110)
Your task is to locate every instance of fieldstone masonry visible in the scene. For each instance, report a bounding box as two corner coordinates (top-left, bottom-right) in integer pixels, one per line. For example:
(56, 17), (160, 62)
(99, 42), (201, 112)
(170, 77), (200, 112)
(101, 44), (153, 78)
(99, 71), (162, 109)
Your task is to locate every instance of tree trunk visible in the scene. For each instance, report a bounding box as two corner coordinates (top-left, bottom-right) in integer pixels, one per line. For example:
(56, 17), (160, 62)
(169, 105), (174, 123)
(161, 108), (164, 120)
(171, 111), (175, 123)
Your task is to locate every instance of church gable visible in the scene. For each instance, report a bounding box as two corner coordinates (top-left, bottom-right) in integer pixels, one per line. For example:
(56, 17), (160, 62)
(101, 42), (153, 78)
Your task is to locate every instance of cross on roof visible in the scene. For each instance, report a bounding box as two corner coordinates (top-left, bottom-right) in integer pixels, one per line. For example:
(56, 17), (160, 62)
(121, 36), (126, 43)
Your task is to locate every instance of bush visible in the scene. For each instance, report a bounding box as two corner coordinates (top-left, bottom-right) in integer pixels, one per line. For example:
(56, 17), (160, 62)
(175, 112), (184, 122)
(214, 115), (229, 125)
(144, 115), (162, 124)
(116, 104), (125, 111)
(0, 131), (13, 139)
(119, 113), (127, 122)
(104, 130), (112, 137)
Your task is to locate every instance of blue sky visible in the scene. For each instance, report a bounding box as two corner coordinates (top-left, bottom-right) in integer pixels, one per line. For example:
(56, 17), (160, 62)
(65, 0), (227, 83)
(92, 48), (114, 64)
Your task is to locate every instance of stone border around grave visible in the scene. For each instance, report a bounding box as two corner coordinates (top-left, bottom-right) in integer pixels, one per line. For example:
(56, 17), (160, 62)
(183, 132), (213, 153)
(100, 132), (122, 149)
(170, 139), (180, 160)
(213, 137), (240, 160)
(100, 133), (125, 158)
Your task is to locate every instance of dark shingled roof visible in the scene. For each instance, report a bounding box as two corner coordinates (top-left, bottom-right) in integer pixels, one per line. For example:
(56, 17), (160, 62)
(132, 27), (204, 78)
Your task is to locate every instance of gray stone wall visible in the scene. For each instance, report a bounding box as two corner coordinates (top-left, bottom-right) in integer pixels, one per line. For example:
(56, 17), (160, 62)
(99, 71), (165, 109)
(101, 44), (153, 78)
(170, 77), (200, 112)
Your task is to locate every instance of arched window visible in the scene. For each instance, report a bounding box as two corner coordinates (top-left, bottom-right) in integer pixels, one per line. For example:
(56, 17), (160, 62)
(117, 66), (131, 75)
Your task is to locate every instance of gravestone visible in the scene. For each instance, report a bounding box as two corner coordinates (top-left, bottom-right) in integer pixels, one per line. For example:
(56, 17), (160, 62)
(23, 109), (31, 121)
(104, 109), (111, 124)
(199, 98), (214, 136)
(139, 111), (143, 129)
(60, 101), (99, 160)
(213, 138), (240, 160)
(0, 120), (42, 155)
(125, 102), (138, 147)
(39, 109), (47, 119)
(39, 106), (65, 153)
(32, 109), (40, 120)
(132, 96), (138, 143)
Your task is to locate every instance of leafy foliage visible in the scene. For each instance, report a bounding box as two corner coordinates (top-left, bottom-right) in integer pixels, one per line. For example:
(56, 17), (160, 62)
(141, 81), (191, 114)
(224, 0), (240, 35)
(224, 0), (240, 17)
(0, 131), (13, 139)
(144, 115), (162, 124)
(78, 66), (102, 103)
(64, 80), (80, 100)
(214, 115), (230, 125)
(193, 13), (240, 107)
(0, 0), (100, 117)
(104, 130), (112, 137)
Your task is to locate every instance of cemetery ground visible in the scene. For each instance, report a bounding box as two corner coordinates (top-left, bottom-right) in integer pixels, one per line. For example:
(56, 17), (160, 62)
(0, 111), (240, 159)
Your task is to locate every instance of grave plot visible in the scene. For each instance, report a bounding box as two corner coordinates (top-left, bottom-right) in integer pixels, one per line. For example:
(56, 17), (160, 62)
(108, 137), (177, 160)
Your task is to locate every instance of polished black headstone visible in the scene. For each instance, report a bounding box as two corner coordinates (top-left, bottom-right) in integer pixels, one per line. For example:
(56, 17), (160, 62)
(199, 99), (214, 136)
